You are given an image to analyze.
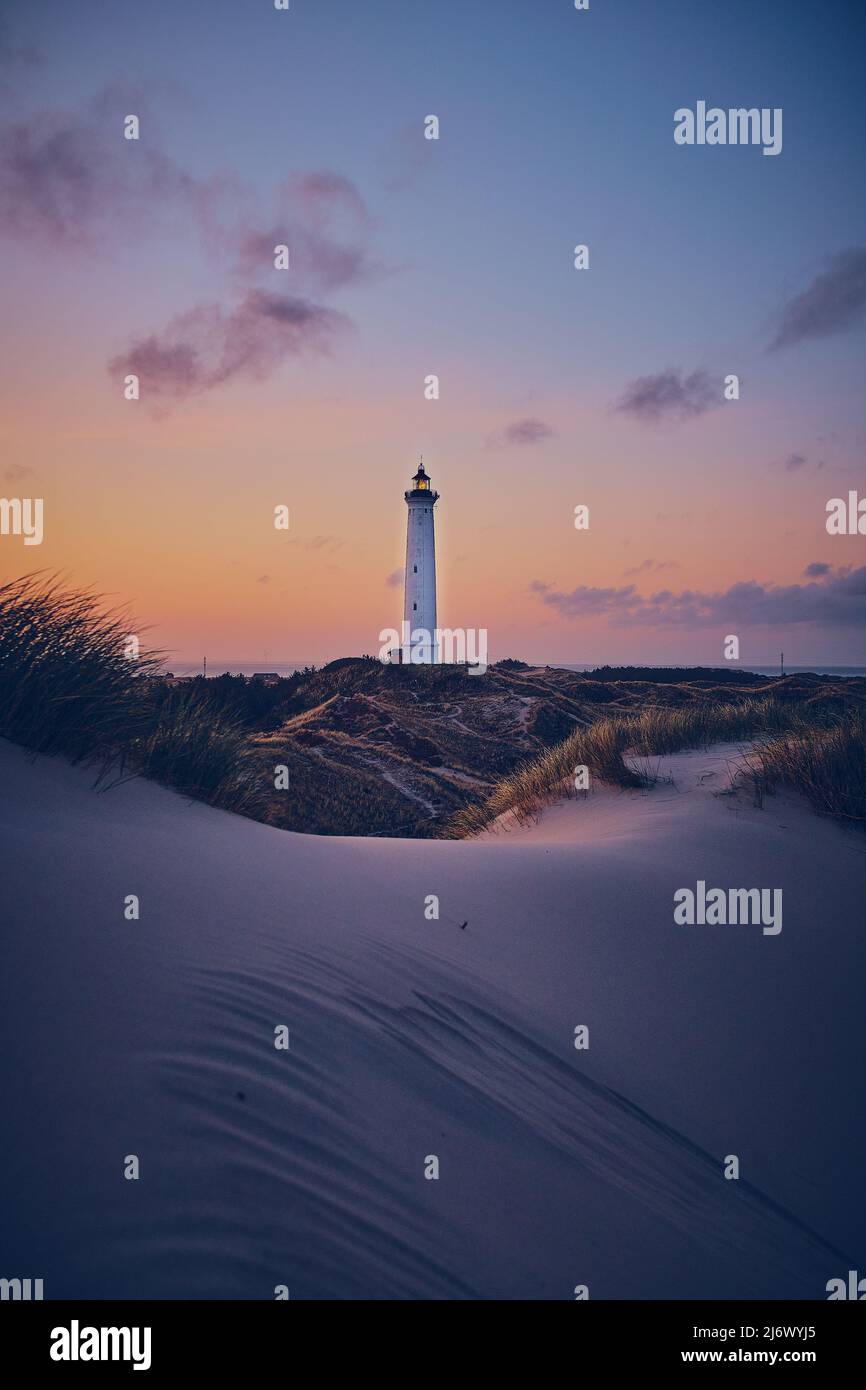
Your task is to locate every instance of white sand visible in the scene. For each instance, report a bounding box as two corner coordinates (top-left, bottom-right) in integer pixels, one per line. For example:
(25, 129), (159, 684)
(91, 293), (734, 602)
(1, 738), (864, 1300)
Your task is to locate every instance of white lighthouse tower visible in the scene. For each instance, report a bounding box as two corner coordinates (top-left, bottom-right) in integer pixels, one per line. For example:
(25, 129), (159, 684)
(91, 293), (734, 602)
(402, 460), (439, 663)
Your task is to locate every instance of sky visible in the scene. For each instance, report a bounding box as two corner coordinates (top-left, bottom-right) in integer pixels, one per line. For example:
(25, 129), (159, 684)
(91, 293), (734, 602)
(1, 0), (864, 668)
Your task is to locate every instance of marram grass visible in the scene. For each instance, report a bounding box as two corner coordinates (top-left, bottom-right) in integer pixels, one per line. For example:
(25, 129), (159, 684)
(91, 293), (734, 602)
(0, 574), (266, 816)
(445, 699), (859, 837)
(746, 714), (866, 827)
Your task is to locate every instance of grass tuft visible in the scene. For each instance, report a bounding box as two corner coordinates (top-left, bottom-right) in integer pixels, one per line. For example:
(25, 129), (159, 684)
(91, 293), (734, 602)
(0, 573), (161, 762)
(132, 687), (268, 815)
(746, 713), (866, 826)
(0, 574), (266, 816)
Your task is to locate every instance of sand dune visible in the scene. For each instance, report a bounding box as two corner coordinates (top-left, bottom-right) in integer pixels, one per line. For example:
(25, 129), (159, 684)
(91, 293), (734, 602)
(1, 738), (864, 1299)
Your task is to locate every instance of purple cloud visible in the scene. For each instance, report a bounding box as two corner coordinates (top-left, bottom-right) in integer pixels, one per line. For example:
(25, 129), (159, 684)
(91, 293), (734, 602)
(779, 452), (829, 474)
(2, 463), (34, 483)
(530, 566), (866, 629)
(109, 291), (348, 402)
(488, 418), (555, 448)
(200, 170), (378, 294)
(287, 535), (345, 553)
(233, 225), (373, 291)
(505, 418), (554, 445)
(770, 248), (866, 351)
(0, 87), (382, 407)
(0, 95), (377, 298)
(385, 569), (403, 588)
(0, 101), (192, 244)
(622, 558), (680, 578)
(614, 368), (717, 423)
(803, 562), (832, 577)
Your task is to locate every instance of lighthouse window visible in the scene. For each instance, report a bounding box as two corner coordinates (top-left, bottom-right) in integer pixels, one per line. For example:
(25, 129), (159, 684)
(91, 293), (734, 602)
(413, 565), (417, 573)
(413, 602), (417, 611)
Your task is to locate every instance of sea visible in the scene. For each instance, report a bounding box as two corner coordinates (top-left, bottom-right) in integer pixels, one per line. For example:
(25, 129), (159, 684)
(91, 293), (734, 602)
(563, 665), (866, 678)
(168, 661), (866, 679)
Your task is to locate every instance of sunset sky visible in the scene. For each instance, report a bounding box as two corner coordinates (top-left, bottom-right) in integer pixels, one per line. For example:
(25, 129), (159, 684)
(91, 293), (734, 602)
(1, 0), (864, 667)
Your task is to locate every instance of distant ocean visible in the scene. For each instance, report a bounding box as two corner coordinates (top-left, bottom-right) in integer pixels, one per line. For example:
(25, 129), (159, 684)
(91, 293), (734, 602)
(561, 664), (866, 678)
(169, 661), (866, 679)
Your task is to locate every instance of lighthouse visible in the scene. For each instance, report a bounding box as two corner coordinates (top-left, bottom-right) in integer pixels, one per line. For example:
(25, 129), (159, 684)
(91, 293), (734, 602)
(402, 460), (439, 663)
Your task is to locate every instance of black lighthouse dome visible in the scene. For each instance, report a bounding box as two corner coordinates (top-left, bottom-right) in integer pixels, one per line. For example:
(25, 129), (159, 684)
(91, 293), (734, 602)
(406, 460), (439, 501)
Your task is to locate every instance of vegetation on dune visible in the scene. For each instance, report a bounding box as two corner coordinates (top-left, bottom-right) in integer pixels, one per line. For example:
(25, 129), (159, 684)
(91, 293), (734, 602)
(617, 699), (796, 755)
(581, 665), (774, 684)
(746, 713), (866, 827)
(446, 699), (865, 838)
(133, 686), (267, 815)
(0, 573), (162, 762)
(0, 575), (265, 815)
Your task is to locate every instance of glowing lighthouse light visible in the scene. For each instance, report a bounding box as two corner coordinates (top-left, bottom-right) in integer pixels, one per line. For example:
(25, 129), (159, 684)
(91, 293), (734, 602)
(402, 459), (439, 663)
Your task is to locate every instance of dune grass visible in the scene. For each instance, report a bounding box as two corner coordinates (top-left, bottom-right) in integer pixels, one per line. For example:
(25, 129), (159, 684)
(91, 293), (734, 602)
(0, 573), (162, 762)
(745, 713), (866, 827)
(0, 574), (266, 815)
(445, 699), (828, 837)
(132, 687), (267, 815)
